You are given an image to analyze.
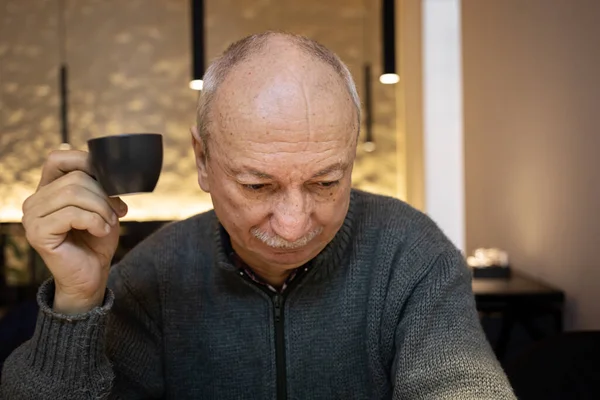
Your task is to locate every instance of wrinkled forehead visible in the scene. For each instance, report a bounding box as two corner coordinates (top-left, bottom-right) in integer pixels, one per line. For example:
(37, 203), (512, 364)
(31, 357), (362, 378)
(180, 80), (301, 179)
(210, 54), (358, 147)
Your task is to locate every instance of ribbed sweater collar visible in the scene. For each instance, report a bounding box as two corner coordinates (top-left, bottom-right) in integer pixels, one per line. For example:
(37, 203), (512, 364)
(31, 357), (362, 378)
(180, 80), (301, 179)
(213, 190), (357, 274)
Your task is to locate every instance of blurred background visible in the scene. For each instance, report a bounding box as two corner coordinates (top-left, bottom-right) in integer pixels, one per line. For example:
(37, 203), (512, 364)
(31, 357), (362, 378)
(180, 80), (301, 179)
(2, 0), (600, 396)
(0, 0), (403, 221)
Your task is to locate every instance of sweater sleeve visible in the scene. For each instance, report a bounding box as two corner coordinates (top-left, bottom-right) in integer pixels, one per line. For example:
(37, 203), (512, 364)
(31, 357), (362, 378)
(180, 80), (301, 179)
(391, 249), (516, 399)
(1, 261), (164, 399)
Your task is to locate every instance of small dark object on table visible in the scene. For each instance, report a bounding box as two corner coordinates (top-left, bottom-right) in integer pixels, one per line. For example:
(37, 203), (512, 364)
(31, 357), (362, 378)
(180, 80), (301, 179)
(471, 265), (511, 279)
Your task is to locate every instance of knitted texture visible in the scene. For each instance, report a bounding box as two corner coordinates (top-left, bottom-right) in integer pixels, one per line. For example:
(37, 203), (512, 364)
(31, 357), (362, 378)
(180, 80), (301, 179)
(1, 189), (515, 399)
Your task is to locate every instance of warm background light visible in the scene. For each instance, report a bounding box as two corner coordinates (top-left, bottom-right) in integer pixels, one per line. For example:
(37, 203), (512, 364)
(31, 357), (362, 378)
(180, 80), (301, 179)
(0, 192), (215, 223)
(379, 73), (400, 84)
(189, 79), (203, 91)
(0, 0), (405, 223)
(363, 142), (376, 153)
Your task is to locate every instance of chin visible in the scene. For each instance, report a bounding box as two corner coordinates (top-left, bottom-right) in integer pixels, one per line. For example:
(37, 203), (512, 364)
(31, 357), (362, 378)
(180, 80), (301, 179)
(258, 243), (323, 268)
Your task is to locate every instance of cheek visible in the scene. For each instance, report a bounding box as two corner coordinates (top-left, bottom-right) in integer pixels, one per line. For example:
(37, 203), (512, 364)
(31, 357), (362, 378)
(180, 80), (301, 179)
(313, 185), (351, 228)
(209, 177), (269, 230)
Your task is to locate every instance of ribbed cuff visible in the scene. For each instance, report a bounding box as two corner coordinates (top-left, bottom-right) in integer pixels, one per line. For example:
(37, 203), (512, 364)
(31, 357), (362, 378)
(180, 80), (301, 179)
(25, 278), (115, 386)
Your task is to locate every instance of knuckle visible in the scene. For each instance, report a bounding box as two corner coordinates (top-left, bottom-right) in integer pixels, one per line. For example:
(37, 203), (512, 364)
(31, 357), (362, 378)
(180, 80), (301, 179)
(22, 194), (34, 213)
(89, 212), (104, 227)
(65, 170), (87, 185)
(24, 219), (40, 245)
(94, 212), (105, 224)
(46, 149), (61, 163)
(24, 229), (35, 246)
(63, 205), (78, 220)
(44, 150), (63, 170)
(71, 170), (88, 180)
(62, 183), (79, 198)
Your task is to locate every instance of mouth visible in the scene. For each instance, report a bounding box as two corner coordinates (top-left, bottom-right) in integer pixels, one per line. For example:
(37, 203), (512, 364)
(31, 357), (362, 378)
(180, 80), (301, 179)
(270, 246), (307, 254)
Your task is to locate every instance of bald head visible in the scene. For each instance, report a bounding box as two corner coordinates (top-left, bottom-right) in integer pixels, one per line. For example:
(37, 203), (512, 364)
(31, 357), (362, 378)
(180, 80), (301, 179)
(196, 31), (360, 156)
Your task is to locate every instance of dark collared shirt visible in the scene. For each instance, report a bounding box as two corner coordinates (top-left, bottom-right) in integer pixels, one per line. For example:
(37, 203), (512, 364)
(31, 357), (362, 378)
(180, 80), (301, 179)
(230, 252), (307, 293)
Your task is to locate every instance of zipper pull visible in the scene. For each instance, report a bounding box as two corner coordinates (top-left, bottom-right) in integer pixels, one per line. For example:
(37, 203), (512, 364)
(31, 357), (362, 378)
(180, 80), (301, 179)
(274, 295), (282, 322)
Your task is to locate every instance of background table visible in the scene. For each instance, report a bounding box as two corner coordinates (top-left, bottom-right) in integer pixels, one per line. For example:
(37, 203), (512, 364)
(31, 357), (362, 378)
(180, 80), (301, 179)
(473, 272), (565, 361)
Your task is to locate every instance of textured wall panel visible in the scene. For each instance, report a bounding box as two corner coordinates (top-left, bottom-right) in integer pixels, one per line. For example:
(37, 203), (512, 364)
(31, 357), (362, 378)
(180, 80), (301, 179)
(0, 0), (400, 221)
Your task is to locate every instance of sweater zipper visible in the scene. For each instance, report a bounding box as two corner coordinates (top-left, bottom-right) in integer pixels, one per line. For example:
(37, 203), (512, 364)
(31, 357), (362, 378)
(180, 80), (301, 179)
(237, 267), (310, 400)
(273, 293), (287, 400)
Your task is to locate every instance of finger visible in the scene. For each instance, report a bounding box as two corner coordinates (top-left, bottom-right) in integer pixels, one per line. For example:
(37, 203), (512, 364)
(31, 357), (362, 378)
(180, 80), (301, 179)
(34, 206), (111, 242)
(31, 181), (118, 226)
(58, 171), (128, 217)
(107, 196), (128, 217)
(64, 171), (128, 216)
(38, 150), (94, 189)
(37, 170), (127, 218)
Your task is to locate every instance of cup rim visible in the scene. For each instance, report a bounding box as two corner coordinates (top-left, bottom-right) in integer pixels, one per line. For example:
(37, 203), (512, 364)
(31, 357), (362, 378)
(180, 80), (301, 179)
(87, 133), (162, 145)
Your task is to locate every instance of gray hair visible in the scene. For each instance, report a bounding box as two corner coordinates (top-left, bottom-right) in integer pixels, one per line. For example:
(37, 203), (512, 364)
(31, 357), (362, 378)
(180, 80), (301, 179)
(196, 31), (361, 157)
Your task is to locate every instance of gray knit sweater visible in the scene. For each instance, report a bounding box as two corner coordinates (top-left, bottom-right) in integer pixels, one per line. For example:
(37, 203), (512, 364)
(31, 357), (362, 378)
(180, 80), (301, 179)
(1, 190), (515, 399)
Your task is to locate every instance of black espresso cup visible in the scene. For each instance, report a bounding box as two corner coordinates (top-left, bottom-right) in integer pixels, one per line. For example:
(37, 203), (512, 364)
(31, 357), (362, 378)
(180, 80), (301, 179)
(87, 133), (163, 197)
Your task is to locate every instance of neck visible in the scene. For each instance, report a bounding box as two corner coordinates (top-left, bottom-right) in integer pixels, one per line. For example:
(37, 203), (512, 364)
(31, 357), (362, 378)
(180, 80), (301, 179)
(231, 241), (298, 288)
(249, 264), (293, 289)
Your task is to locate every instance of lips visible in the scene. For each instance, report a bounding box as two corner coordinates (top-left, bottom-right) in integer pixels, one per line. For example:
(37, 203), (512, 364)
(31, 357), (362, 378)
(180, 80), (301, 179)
(271, 247), (305, 254)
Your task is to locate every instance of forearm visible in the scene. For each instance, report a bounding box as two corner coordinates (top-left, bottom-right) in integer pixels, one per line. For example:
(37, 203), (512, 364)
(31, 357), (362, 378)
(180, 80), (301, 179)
(392, 250), (515, 399)
(1, 279), (115, 399)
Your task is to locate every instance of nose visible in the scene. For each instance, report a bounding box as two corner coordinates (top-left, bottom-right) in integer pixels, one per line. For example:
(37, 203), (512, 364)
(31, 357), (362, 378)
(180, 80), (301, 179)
(271, 189), (311, 243)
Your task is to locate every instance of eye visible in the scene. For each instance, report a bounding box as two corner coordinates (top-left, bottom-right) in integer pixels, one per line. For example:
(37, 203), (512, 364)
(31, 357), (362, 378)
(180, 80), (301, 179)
(316, 180), (339, 188)
(242, 183), (268, 191)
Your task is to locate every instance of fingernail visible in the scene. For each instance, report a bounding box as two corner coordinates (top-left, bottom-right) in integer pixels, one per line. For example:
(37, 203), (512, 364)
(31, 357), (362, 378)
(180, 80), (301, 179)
(104, 223), (111, 233)
(111, 213), (118, 225)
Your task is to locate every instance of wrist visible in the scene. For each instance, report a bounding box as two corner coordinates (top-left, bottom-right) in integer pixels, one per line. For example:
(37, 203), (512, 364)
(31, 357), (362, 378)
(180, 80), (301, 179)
(53, 288), (106, 315)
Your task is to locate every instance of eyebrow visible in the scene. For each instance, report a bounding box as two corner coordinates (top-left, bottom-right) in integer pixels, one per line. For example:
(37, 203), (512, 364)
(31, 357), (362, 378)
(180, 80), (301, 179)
(310, 161), (349, 179)
(239, 168), (274, 180)
(230, 161), (349, 180)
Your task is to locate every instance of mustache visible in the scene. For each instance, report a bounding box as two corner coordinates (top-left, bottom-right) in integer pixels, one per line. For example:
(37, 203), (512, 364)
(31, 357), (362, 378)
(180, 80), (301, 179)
(251, 226), (323, 250)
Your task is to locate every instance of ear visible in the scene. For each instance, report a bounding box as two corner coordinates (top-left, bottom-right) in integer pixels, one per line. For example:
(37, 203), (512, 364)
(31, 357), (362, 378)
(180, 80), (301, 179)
(191, 126), (210, 192)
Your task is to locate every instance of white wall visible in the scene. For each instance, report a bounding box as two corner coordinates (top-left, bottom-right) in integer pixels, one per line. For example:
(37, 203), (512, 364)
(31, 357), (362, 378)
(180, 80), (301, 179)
(422, 0), (465, 251)
(463, 0), (600, 330)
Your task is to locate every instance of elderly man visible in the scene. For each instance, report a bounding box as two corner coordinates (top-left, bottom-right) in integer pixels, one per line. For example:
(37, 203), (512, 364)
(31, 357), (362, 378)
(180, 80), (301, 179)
(1, 32), (515, 399)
